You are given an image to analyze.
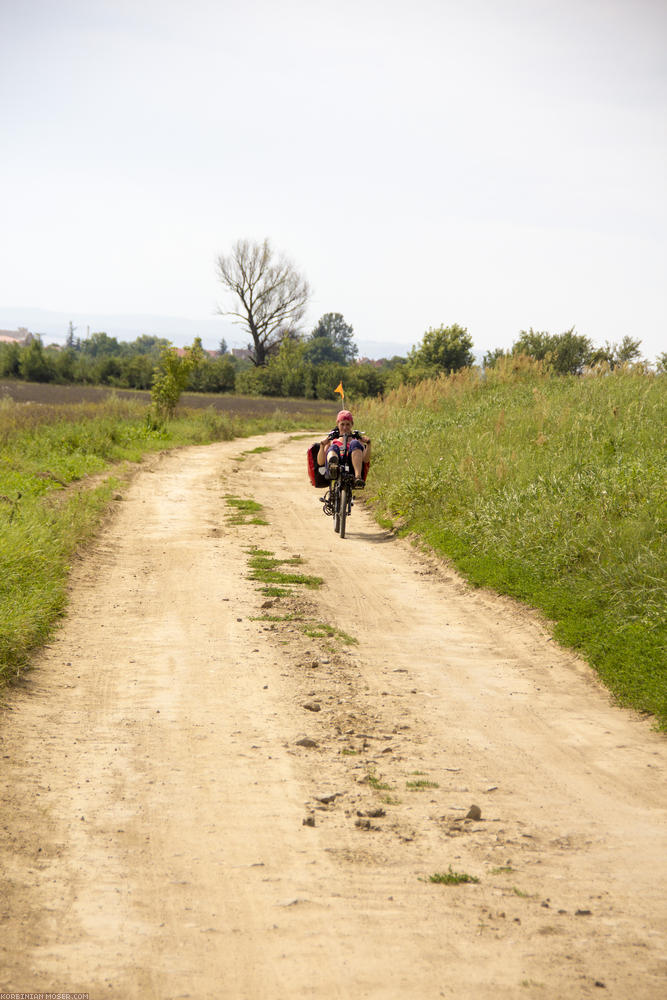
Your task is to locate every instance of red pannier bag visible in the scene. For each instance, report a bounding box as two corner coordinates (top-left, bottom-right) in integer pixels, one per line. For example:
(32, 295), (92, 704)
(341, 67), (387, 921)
(307, 442), (329, 487)
(307, 442), (370, 488)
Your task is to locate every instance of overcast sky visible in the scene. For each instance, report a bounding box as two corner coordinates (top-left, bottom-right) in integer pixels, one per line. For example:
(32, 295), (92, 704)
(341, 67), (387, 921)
(1, 0), (665, 359)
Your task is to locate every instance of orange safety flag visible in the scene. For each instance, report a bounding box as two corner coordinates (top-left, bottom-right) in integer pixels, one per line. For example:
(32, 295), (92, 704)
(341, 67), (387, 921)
(334, 382), (344, 398)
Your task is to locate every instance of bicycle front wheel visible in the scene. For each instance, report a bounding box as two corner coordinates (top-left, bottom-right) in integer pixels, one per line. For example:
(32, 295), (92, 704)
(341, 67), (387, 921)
(339, 486), (348, 538)
(333, 485), (341, 533)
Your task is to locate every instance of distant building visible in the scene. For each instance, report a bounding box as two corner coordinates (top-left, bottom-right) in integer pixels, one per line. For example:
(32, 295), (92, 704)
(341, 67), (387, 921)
(231, 348), (252, 361)
(357, 356), (386, 368)
(174, 346), (219, 359)
(0, 327), (34, 346)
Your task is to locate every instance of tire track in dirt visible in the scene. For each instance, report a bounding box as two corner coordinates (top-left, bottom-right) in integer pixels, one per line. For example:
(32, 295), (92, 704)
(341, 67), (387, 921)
(0, 433), (665, 999)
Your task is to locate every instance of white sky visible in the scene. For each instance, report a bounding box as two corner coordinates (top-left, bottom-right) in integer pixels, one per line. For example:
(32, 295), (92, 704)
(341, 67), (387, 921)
(1, 0), (665, 359)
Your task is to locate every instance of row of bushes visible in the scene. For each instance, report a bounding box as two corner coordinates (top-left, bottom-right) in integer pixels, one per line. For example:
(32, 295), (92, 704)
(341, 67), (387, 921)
(0, 335), (398, 399)
(3, 325), (663, 402)
(0, 338), (236, 392)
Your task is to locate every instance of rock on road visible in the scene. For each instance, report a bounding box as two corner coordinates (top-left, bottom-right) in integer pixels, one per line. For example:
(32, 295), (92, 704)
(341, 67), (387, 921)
(1, 433), (665, 999)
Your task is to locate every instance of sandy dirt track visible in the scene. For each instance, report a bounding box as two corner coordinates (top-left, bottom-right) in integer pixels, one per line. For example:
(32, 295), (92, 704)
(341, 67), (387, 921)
(1, 433), (665, 1000)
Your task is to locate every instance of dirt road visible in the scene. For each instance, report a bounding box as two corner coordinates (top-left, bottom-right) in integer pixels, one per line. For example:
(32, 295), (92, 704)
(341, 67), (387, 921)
(1, 434), (665, 999)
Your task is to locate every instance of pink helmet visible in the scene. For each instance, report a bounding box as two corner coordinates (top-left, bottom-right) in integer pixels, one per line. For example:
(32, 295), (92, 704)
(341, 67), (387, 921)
(337, 409), (353, 424)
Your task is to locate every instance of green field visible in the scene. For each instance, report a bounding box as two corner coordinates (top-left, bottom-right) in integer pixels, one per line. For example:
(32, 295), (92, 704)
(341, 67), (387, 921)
(357, 362), (666, 729)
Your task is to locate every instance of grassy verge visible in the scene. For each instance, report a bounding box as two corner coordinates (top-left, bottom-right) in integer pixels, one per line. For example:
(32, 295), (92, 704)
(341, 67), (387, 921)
(0, 395), (319, 686)
(357, 364), (666, 729)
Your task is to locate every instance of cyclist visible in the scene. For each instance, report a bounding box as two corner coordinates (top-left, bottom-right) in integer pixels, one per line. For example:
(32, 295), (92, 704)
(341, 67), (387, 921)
(317, 409), (371, 489)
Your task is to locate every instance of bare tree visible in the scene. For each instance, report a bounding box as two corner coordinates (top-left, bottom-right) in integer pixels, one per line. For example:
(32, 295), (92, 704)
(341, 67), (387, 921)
(215, 238), (310, 366)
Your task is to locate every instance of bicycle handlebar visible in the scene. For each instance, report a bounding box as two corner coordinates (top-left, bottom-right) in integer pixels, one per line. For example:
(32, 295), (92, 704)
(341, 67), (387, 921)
(328, 429), (369, 441)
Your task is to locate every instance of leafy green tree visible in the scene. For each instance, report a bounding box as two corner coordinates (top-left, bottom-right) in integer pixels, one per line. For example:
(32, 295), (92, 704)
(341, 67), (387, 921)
(235, 363), (284, 396)
(235, 338), (309, 396)
(303, 335), (345, 366)
(0, 341), (21, 377)
(271, 337), (309, 396)
(183, 337), (236, 392)
(382, 357), (409, 390)
(80, 331), (122, 357)
(346, 363), (387, 399)
(128, 334), (170, 356)
(202, 356), (236, 392)
(314, 361), (346, 400)
(19, 337), (55, 382)
(54, 347), (77, 383)
(310, 312), (358, 362)
(409, 323), (474, 374)
(71, 353), (97, 384)
(656, 352), (667, 374)
(150, 345), (194, 419)
(122, 354), (155, 390)
(186, 337), (208, 392)
(96, 356), (123, 384)
(613, 336), (643, 365)
(547, 328), (593, 375)
(482, 347), (509, 369)
(512, 327), (592, 375)
(589, 336), (643, 369)
(512, 328), (554, 361)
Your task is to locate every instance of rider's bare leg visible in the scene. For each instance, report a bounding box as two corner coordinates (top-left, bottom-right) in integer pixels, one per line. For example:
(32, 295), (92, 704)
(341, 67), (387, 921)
(352, 451), (363, 477)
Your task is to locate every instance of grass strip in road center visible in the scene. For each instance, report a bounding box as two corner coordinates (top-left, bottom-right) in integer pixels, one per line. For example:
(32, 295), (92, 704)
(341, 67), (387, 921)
(224, 496), (269, 525)
(427, 867), (480, 885)
(250, 614), (358, 647)
(244, 545), (324, 592)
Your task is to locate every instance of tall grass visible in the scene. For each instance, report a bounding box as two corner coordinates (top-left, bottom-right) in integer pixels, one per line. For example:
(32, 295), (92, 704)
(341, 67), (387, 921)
(0, 396), (318, 685)
(358, 362), (666, 728)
